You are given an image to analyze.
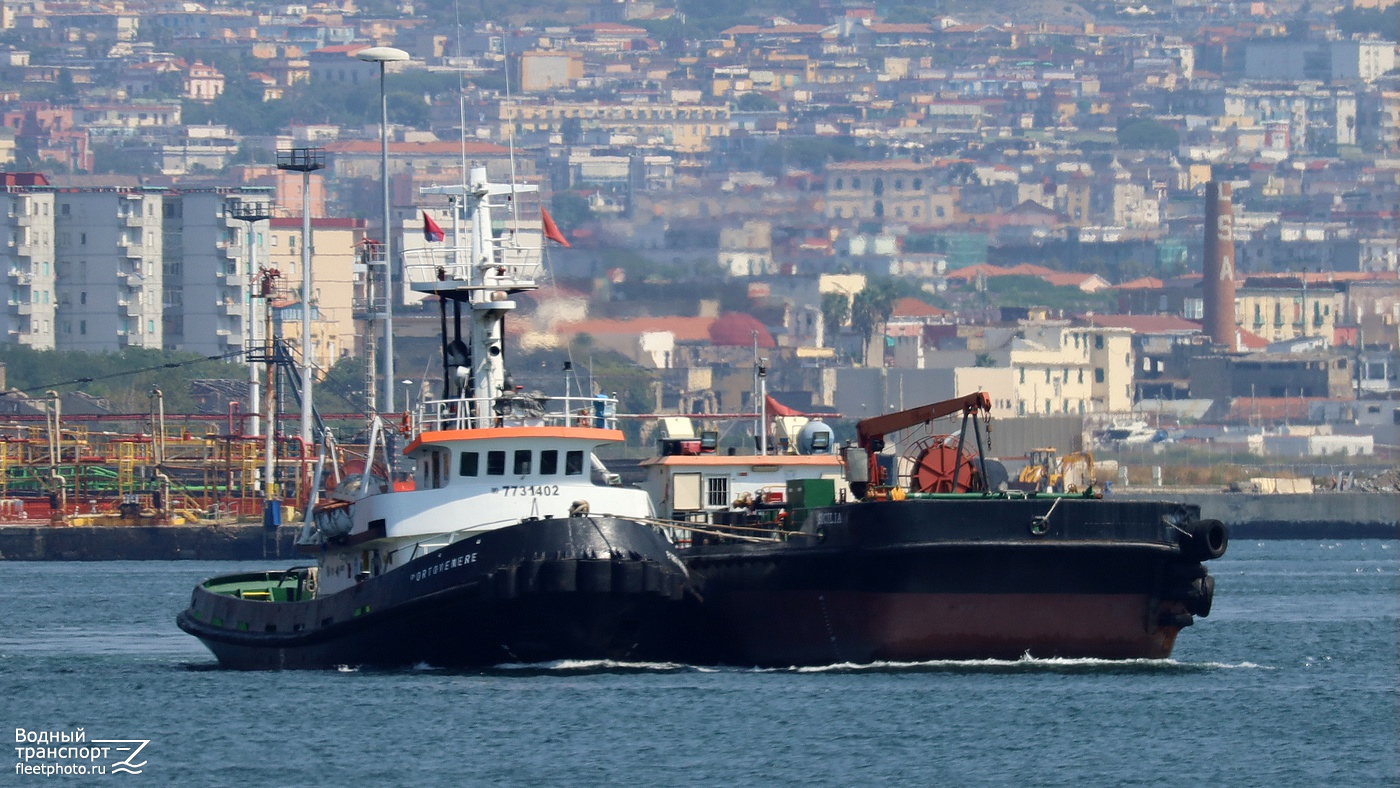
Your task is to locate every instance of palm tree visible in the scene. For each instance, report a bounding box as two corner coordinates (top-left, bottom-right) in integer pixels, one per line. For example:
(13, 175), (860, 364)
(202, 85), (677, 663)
(850, 279), (898, 365)
(821, 292), (850, 332)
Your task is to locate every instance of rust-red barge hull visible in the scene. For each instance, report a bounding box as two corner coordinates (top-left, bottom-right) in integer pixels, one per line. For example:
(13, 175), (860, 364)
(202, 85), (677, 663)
(680, 497), (1226, 666)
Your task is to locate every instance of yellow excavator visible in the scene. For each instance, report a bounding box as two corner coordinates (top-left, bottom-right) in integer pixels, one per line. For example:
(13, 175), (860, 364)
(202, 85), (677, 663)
(1016, 448), (1095, 493)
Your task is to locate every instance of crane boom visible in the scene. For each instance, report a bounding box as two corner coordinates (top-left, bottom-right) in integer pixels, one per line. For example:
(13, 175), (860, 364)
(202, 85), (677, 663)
(856, 392), (992, 449)
(846, 392), (992, 498)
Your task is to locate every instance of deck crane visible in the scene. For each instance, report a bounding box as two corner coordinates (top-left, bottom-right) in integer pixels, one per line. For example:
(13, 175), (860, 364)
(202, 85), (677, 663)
(846, 392), (993, 498)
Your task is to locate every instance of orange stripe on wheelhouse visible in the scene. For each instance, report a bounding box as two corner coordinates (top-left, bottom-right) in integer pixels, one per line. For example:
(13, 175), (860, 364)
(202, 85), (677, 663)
(404, 426), (625, 454)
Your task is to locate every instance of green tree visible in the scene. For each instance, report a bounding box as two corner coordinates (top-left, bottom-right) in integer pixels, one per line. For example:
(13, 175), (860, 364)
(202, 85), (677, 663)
(317, 356), (371, 413)
(1116, 116), (1180, 151)
(850, 279), (898, 365)
(821, 291), (851, 332)
(780, 136), (884, 171)
(548, 192), (593, 231)
(1333, 5), (1398, 36)
(736, 92), (778, 111)
(56, 69), (75, 98)
(0, 347), (246, 412)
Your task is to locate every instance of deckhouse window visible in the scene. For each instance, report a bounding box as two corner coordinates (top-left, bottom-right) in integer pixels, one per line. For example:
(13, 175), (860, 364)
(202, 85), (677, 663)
(486, 450), (505, 476)
(460, 451), (479, 477)
(540, 450), (559, 475)
(514, 450), (532, 475)
(430, 451), (444, 488)
(565, 450), (584, 476)
(706, 476), (729, 507)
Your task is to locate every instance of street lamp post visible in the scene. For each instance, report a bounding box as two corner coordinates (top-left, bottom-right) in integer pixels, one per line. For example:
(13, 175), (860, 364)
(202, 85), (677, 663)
(276, 147), (325, 446)
(228, 198), (273, 441)
(356, 45), (410, 415)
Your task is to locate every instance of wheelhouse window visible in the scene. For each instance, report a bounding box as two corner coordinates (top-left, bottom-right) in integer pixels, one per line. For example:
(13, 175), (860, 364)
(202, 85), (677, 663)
(486, 450), (505, 476)
(565, 450), (584, 476)
(460, 451), (479, 477)
(430, 450), (444, 489)
(540, 450), (559, 475)
(513, 450), (532, 475)
(706, 476), (729, 507)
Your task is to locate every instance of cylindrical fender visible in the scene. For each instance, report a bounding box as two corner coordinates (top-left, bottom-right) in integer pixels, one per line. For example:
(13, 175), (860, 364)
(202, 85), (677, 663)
(540, 559), (577, 593)
(1180, 519), (1229, 561)
(576, 559), (612, 593)
(1158, 611), (1194, 629)
(1186, 574), (1216, 618)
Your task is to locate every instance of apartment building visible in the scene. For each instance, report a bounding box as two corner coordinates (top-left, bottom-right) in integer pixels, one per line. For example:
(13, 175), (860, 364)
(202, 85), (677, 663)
(499, 100), (730, 153)
(1009, 321), (1134, 416)
(1243, 39), (1396, 84)
(1, 184), (282, 356)
(1235, 281), (1344, 346)
(0, 179), (55, 348)
(53, 188), (164, 351)
(162, 189), (262, 357)
(824, 160), (956, 223)
(266, 216), (365, 374)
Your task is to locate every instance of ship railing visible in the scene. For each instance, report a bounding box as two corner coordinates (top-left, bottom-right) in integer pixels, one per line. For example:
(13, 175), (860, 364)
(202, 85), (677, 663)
(412, 394), (618, 433)
(402, 246), (543, 291)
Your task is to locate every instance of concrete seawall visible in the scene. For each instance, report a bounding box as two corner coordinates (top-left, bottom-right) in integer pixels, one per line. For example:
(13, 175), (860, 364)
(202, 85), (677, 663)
(1110, 490), (1400, 539)
(0, 525), (304, 561)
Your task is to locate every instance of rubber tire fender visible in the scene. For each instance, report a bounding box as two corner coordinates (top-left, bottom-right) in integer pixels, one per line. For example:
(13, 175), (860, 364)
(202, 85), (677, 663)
(1181, 519), (1228, 561)
(1186, 574), (1215, 618)
(1163, 561), (1207, 585)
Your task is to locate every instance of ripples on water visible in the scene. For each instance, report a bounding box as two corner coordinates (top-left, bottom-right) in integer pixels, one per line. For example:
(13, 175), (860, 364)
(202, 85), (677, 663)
(0, 541), (1394, 786)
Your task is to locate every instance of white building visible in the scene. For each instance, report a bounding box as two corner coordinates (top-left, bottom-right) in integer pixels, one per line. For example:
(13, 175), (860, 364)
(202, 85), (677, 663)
(1008, 321), (1134, 416)
(164, 190), (269, 357)
(1, 186), (56, 349)
(54, 189), (165, 351)
(718, 220), (774, 277)
(1243, 39), (1397, 84)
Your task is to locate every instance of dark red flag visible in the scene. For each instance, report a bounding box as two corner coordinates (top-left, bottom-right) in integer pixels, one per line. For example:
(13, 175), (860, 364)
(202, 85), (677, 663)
(422, 210), (445, 242)
(540, 207), (571, 248)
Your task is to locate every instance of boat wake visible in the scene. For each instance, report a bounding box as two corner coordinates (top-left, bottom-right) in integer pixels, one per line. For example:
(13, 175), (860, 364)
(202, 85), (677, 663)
(478, 655), (1272, 675)
(489, 659), (714, 675)
(181, 656), (1269, 675)
(785, 655), (1273, 674)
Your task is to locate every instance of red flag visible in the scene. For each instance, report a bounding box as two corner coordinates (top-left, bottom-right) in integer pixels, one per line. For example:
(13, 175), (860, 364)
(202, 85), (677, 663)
(422, 210), (445, 242)
(540, 206), (571, 248)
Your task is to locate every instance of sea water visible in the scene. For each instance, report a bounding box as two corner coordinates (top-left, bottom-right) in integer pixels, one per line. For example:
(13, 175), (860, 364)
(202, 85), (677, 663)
(0, 540), (1394, 786)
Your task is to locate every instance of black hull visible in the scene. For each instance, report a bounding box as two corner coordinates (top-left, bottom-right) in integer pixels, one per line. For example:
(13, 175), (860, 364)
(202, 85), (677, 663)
(680, 497), (1223, 666)
(177, 517), (693, 669)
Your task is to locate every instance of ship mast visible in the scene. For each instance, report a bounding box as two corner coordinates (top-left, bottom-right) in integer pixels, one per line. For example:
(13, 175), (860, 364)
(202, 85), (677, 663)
(417, 166), (540, 420)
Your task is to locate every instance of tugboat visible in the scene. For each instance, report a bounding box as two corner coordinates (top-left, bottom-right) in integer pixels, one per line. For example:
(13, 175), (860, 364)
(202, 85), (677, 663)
(178, 167), (692, 669)
(644, 393), (1228, 666)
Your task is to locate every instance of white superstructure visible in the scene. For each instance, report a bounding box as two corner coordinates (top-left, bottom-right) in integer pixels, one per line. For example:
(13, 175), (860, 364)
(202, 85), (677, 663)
(301, 166), (654, 596)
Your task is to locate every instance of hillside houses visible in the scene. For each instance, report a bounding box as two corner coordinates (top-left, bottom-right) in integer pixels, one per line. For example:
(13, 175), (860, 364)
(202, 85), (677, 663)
(0, 0), (1395, 455)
